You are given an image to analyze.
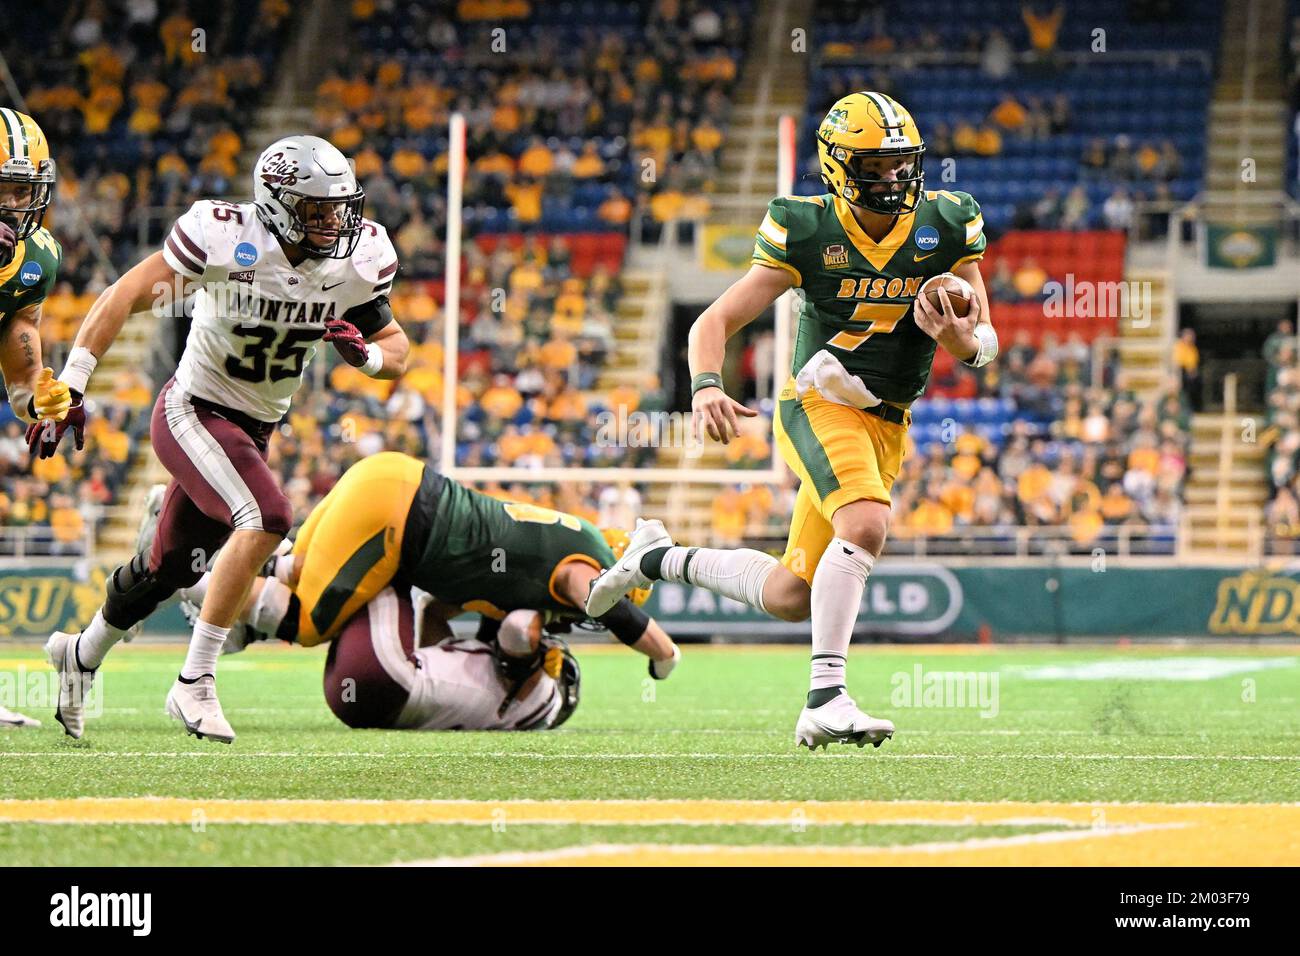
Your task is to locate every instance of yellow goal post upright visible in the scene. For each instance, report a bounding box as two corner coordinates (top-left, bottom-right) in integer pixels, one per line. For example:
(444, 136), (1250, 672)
(440, 111), (798, 487)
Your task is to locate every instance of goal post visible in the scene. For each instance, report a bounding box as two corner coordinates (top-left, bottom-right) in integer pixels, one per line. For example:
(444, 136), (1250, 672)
(440, 113), (798, 487)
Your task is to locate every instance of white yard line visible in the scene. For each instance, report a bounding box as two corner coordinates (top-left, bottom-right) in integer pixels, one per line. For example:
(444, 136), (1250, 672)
(390, 823), (1183, 866)
(1, 751), (1296, 761)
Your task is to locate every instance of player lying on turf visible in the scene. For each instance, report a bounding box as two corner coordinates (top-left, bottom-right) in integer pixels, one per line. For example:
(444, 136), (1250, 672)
(320, 587), (583, 731)
(172, 450), (681, 678)
(587, 92), (996, 751)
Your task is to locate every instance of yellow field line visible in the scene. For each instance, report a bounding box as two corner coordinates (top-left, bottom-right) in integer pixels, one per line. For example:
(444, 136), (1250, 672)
(1, 798), (1297, 864)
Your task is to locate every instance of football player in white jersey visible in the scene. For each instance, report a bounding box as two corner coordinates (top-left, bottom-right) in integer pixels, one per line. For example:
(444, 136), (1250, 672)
(321, 589), (582, 733)
(40, 135), (410, 743)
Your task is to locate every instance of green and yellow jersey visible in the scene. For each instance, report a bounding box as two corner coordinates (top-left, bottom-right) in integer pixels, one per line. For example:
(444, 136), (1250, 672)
(408, 472), (616, 621)
(0, 225), (60, 325)
(753, 189), (985, 404)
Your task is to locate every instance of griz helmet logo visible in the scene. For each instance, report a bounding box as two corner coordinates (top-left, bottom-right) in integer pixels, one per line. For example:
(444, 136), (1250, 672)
(259, 152), (299, 188)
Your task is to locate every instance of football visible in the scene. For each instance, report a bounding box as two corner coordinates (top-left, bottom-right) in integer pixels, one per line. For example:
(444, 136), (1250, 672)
(919, 272), (974, 317)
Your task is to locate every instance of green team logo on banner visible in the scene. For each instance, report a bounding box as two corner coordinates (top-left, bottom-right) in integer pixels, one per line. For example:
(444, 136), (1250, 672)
(1209, 570), (1300, 635)
(1206, 224), (1277, 269)
(0, 568), (107, 637)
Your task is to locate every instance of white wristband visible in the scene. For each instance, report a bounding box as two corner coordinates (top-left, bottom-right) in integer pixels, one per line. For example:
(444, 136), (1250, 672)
(961, 324), (999, 369)
(59, 346), (98, 395)
(360, 342), (384, 377)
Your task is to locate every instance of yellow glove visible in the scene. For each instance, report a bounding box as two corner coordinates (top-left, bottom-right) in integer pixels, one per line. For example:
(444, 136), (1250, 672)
(32, 367), (72, 422)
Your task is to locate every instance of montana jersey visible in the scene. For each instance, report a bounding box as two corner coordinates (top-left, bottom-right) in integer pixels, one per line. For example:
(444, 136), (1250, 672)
(753, 190), (986, 404)
(163, 200), (399, 422)
(407, 472), (617, 621)
(399, 638), (562, 731)
(0, 226), (60, 326)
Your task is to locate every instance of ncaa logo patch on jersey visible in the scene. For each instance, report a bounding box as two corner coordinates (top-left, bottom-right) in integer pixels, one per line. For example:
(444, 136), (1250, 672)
(822, 243), (850, 269)
(914, 225), (940, 251)
(19, 261), (42, 286)
(234, 242), (259, 267)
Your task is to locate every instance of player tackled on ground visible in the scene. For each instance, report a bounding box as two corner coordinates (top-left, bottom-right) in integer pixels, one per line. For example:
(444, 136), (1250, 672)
(42, 136), (410, 743)
(586, 92), (998, 750)
(174, 451), (681, 683)
(161, 452), (679, 729)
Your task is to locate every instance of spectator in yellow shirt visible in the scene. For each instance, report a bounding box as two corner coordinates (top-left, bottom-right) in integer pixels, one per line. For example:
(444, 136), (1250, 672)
(910, 494), (954, 535)
(517, 137), (555, 178)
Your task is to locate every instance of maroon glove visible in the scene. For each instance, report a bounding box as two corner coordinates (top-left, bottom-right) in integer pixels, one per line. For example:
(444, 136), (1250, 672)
(324, 318), (369, 368)
(27, 394), (87, 460)
(0, 220), (16, 268)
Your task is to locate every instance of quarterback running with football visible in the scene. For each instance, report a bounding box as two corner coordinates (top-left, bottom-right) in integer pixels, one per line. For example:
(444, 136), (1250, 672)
(587, 92), (996, 750)
(42, 135), (410, 743)
(0, 109), (66, 729)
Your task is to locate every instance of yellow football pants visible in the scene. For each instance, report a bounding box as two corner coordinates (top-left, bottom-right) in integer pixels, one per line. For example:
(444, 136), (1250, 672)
(291, 452), (425, 646)
(771, 378), (909, 585)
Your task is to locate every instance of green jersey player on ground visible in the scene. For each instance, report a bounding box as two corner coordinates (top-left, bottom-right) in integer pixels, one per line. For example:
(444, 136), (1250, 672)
(586, 91), (998, 750)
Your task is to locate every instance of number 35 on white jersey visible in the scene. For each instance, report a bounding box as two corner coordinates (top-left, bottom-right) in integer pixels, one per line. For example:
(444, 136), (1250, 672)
(162, 199), (399, 423)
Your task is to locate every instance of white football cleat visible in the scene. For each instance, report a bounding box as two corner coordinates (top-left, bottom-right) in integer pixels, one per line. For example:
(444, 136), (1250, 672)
(0, 704), (40, 728)
(584, 518), (673, 618)
(45, 630), (94, 739)
(795, 691), (894, 751)
(166, 675), (235, 744)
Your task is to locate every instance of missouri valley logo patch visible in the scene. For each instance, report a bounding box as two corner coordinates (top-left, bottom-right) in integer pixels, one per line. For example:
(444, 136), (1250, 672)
(822, 243), (850, 269)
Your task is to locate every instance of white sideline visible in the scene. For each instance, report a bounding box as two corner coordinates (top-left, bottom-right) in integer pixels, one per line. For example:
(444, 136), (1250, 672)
(1, 751), (1297, 761)
(390, 823), (1182, 867)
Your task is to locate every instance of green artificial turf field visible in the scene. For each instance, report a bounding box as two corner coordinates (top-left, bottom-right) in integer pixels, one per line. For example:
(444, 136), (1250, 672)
(1, 642), (1297, 865)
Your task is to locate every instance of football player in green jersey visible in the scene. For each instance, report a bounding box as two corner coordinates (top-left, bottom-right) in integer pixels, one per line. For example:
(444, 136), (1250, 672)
(0, 109), (77, 444)
(587, 91), (998, 750)
(0, 108), (67, 729)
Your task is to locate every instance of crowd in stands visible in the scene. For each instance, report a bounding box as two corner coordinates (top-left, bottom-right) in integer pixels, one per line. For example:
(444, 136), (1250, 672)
(316, 0), (747, 265)
(1262, 321), (1300, 551)
(891, 346), (1188, 553)
(808, 0), (1214, 233)
(0, 371), (152, 554)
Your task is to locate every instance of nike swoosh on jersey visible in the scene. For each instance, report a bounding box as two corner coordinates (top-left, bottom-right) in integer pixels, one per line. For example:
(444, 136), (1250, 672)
(913, 252), (937, 262)
(322, 280), (346, 291)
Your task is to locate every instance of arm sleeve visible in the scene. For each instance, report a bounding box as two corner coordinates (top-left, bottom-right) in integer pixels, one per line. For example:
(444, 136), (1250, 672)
(595, 597), (651, 647)
(751, 197), (803, 286)
(341, 295), (394, 338)
(162, 202), (210, 279)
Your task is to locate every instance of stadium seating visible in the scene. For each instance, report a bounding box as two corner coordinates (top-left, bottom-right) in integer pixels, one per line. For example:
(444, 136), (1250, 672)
(803, 0), (1217, 231)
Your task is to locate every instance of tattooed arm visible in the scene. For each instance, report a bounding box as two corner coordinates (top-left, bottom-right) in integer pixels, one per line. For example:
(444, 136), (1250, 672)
(0, 302), (44, 423)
